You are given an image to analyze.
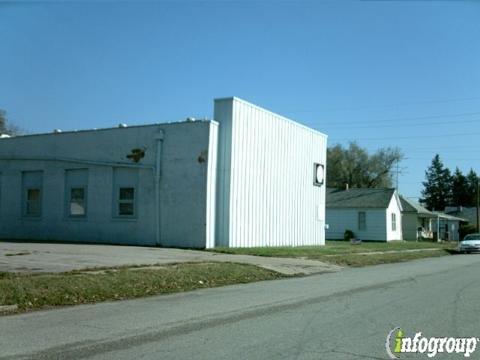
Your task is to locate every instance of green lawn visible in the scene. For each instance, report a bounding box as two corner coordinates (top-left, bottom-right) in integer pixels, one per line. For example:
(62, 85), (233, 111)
(0, 262), (286, 315)
(212, 240), (457, 267)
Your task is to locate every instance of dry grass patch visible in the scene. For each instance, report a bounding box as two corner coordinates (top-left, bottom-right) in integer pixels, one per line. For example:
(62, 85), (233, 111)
(0, 262), (286, 315)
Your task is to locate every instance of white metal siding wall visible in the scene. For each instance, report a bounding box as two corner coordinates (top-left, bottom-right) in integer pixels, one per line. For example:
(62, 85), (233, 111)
(215, 98), (327, 247)
(205, 122), (219, 249)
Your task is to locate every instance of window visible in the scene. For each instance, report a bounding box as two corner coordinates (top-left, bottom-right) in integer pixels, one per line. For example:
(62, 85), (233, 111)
(69, 188), (86, 216)
(118, 187), (135, 216)
(113, 168), (138, 218)
(358, 211), (366, 231)
(22, 171), (43, 217)
(392, 213), (397, 231)
(65, 169), (88, 218)
(26, 189), (41, 216)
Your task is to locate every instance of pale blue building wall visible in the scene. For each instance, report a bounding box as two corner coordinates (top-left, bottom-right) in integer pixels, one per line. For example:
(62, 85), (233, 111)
(0, 121), (219, 248)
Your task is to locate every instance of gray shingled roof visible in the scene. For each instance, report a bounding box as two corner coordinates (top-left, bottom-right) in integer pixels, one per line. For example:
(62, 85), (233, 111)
(399, 196), (434, 216)
(326, 188), (396, 208)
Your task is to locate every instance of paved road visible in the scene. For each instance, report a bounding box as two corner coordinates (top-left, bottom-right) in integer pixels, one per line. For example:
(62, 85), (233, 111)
(0, 241), (340, 275)
(1, 255), (480, 360)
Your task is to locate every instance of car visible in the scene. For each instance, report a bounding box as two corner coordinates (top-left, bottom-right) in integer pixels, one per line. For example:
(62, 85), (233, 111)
(458, 234), (480, 254)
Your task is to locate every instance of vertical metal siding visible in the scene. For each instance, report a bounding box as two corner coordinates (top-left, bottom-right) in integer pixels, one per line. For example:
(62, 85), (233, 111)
(215, 97), (327, 248)
(205, 122), (219, 249)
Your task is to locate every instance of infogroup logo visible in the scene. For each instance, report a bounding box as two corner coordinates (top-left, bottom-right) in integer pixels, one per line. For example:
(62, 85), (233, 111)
(385, 327), (479, 359)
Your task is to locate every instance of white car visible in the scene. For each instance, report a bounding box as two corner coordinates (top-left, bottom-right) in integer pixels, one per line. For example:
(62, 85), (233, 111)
(458, 234), (480, 254)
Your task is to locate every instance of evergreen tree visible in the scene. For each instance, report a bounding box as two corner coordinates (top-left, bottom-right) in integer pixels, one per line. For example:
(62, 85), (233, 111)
(451, 167), (470, 206)
(466, 169), (479, 207)
(421, 154), (452, 210)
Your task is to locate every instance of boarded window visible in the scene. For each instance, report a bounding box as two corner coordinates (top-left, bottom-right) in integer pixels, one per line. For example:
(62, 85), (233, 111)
(392, 213), (397, 231)
(358, 211), (366, 231)
(65, 169), (88, 218)
(22, 171), (43, 217)
(113, 168), (138, 218)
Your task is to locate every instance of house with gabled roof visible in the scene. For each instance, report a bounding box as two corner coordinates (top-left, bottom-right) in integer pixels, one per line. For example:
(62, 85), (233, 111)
(325, 188), (403, 241)
(399, 196), (466, 241)
(399, 196), (436, 241)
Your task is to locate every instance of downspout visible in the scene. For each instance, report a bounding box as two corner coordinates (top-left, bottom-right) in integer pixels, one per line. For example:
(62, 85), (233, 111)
(154, 130), (164, 246)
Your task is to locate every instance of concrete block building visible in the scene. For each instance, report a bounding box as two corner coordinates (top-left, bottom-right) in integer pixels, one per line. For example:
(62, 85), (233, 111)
(0, 97), (327, 248)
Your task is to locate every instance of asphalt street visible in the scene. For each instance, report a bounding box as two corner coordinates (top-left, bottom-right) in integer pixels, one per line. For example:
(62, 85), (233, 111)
(1, 254), (480, 360)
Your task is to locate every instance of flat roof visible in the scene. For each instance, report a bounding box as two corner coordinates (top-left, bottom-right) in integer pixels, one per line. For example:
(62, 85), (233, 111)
(0, 119), (216, 140)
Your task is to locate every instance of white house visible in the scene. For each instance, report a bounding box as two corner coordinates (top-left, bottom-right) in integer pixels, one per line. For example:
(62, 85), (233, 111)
(0, 97), (327, 248)
(325, 188), (403, 241)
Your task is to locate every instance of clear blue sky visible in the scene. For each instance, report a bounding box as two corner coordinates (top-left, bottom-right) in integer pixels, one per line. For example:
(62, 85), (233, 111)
(1, 0), (479, 199)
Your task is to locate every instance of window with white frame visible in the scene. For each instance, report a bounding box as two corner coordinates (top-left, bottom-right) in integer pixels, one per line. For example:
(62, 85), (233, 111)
(22, 171), (43, 217)
(358, 211), (366, 231)
(113, 168), (138, 218)
(65, 169), (88, 218)
(392, 213), (397, 231)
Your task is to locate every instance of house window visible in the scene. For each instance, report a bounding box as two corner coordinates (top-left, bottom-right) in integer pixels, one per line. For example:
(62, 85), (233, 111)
(65, 169), (88, 218)
(22, 171), (43, 218)
(118, 187), (135, 216)
(113, 168), (138, 218)
(358, 211), (366, 231)
(392, 213), (397, 231)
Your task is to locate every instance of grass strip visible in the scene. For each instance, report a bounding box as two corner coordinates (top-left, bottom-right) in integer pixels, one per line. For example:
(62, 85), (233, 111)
(212, 241), (457, 266)
(311, 249), (450, 267)
(0, 262), (285, 314)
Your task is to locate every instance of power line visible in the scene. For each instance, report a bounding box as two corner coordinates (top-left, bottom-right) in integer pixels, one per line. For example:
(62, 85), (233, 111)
(331, 131), (480, 142)
(310, 110), (480, 126)
(320, 117), (480, 129)
(294, 96), (480, 113)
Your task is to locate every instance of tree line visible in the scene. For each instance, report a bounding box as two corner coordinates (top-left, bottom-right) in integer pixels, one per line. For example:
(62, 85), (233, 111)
(326, 143), (478, 213)
(421, 154), (478, 211)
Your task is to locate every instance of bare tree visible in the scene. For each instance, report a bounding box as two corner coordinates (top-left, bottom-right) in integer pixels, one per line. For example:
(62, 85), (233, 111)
(327, 142), (403, 189)
(0, 109), (22, 135)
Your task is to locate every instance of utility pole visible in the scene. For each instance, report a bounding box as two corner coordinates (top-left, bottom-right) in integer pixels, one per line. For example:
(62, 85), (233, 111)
(477, 179), (479, 233)
(396, 161), (399, 190)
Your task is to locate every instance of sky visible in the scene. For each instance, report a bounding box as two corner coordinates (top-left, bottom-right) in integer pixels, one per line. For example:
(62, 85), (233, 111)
(1, 0), (479, 199)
